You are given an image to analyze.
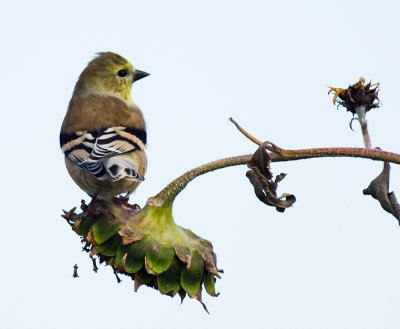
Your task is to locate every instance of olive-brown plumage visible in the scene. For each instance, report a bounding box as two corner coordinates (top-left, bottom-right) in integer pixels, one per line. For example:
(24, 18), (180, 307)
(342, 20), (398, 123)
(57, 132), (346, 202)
(60, 52), (149, 200)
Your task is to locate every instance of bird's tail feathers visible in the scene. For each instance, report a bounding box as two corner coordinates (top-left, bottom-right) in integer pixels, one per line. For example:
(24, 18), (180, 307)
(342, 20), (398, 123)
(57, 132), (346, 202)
(105, 156), (144, 182)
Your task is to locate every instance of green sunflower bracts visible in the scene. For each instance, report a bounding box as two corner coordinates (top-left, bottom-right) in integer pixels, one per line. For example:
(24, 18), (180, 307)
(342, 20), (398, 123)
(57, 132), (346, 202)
(63, 196), (220, 312)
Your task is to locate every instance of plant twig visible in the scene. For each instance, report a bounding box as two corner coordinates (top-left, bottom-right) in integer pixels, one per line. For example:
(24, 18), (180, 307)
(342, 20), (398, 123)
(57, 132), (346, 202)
(148, 115), (400, 208)
(269, 147), (400, 164)
(229, 118), (262, 145)
(148, 147), (400, 207)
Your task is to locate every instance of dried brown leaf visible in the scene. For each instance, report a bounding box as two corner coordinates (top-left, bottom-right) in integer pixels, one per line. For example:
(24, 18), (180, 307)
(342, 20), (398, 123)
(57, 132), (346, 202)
(247, 143), (296, 212)
(363, 162), (400, 223)
(247, 142), (273, 179)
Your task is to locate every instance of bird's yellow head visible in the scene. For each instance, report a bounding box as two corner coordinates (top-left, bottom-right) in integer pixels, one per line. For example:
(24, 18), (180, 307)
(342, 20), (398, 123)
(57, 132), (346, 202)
(73, 52), (149, 102)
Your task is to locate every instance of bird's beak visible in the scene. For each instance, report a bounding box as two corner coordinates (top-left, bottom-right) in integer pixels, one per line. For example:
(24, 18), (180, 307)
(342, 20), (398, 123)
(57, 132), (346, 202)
(133, 70), (150, 82)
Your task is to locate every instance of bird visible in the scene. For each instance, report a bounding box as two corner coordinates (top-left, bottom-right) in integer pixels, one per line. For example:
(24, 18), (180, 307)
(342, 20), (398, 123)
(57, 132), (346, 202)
(60, 52), (149, 200)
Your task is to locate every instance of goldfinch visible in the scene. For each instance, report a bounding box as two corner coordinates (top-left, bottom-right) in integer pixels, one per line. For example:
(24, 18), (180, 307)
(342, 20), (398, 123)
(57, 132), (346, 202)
(60, 52), (149, 200)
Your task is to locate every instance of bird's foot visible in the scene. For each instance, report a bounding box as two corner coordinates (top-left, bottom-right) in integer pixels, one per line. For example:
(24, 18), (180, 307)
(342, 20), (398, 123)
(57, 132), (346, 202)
(81, 194), (98, 217)
(80, 194), (115, 219)
(113, 196), (141, 212)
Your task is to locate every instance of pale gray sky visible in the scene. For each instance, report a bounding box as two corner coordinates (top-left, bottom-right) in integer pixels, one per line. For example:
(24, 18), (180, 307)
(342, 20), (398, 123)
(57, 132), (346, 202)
(2, 0), (400, 328)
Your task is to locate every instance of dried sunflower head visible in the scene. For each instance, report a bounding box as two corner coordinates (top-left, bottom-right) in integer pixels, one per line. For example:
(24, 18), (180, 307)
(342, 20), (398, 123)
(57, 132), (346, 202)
(328, 77), (380, 115)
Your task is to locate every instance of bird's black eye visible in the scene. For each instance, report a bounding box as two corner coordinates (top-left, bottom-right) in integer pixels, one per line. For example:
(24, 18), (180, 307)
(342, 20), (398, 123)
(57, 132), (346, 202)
(117, 69), (127, 77)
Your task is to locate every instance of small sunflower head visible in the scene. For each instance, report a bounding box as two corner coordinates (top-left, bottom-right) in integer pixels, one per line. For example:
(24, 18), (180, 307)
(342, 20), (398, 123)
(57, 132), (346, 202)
(328, 77), (380, 115)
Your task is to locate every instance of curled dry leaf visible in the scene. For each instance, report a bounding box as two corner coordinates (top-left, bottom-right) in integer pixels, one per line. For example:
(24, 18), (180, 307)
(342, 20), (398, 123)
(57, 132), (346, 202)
(363, 161), (400, 223)
(247, 142), (296, 212)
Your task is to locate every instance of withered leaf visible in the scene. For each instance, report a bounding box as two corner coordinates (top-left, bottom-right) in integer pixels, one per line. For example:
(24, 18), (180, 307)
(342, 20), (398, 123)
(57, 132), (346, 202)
(247, 143), (296, 212)
(363, 162), (400, 223)
(247, 142), (273, 179)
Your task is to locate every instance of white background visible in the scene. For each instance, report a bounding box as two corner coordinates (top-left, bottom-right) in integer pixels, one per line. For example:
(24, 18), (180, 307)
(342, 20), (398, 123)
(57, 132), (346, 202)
(1, 1), (400, 328)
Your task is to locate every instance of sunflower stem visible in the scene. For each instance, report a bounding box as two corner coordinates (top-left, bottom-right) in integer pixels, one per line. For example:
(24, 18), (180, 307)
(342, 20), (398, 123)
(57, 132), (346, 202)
(147, 155), (251, 207)
(360, 121), (372, 149)
(147, 147), (400, 207)
(356, 105), (372, 149)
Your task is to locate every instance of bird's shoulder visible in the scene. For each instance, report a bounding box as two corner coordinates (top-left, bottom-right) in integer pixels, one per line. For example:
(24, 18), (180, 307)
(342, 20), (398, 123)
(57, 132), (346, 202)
(61, 93), (145, 134)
